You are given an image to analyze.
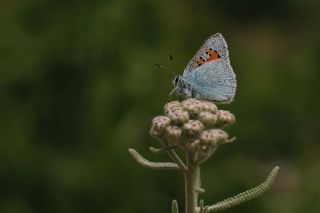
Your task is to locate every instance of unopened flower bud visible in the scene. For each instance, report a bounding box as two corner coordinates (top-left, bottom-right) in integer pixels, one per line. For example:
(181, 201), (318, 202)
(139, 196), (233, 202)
(201, 101), (218, 114)
(164, 101), (182, 114)
(150, 126), (164, 140)
(166, 126), (182, 144)
(216, 110), (235, 128)
(187, 139), (200, 152)
(200, 129), (229, 145)
(183, 120), (204, 137)
(198, 111), (217, 126)
(187, 139), (216, 155)
(168, 110), (189, 125)
(152, 116), (171, 132)
(182, 98), (203, 117)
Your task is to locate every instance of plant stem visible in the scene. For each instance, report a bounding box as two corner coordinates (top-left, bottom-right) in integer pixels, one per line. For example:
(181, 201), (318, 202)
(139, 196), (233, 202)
(184, 151), (196, 213)
(163, 141), (187, 171)
(194, 166), (202, 206)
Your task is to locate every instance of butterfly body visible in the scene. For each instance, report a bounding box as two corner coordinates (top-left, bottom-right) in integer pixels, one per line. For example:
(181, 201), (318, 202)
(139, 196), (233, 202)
(172, 33), (236, 103)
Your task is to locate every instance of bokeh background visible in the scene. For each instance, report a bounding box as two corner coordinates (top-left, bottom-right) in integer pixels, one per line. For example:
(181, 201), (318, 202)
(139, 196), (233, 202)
(1, 0), (320, 212)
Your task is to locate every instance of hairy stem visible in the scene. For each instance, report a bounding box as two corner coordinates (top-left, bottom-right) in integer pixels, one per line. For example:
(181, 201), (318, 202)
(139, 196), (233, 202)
(163, 141), (187, 171)
(184, 151), (196, 213)
(128, 148), (179, 170)
(168, 149), (187, 171)
(204, 166), (280, 212)
(195, 166), (204, 199)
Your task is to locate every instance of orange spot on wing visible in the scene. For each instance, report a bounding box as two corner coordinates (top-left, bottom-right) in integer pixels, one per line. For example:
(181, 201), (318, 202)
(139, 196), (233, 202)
(206, 49), (220, 62)
(196, 49), (220, 67)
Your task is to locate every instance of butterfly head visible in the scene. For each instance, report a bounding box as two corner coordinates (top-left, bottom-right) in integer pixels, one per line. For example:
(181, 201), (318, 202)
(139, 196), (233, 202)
(172, 75), (182, 93)
(171, 75), (192, 98)
(172, 76), (180, 86)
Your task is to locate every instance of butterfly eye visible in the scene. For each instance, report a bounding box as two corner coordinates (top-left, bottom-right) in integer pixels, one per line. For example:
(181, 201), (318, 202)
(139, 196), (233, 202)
(174, 77), (179, 84)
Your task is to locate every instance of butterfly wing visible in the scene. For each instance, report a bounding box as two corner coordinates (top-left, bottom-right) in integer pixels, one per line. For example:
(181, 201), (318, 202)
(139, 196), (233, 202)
(183, 33), (229, 75)
(183, 59), (236, 103)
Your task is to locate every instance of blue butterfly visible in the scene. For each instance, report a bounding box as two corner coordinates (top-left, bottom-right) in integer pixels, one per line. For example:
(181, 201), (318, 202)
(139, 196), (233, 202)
(172, 33), (236, 103)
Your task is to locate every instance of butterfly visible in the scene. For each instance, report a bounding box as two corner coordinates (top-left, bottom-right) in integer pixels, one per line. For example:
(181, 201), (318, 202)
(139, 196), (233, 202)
(172, 33), (236, 103)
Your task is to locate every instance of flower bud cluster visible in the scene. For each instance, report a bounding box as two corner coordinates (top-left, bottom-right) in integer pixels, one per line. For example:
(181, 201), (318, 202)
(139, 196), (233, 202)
(150, 98), (235, 154)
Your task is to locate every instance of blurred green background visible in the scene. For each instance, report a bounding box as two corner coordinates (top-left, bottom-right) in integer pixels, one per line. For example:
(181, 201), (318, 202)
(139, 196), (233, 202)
(1, 0), (320, 212)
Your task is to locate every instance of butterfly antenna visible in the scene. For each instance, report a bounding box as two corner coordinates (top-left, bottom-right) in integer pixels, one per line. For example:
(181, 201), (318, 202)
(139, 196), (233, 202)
(155, 64), (178, 77)
(169, 88), (177, 97)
